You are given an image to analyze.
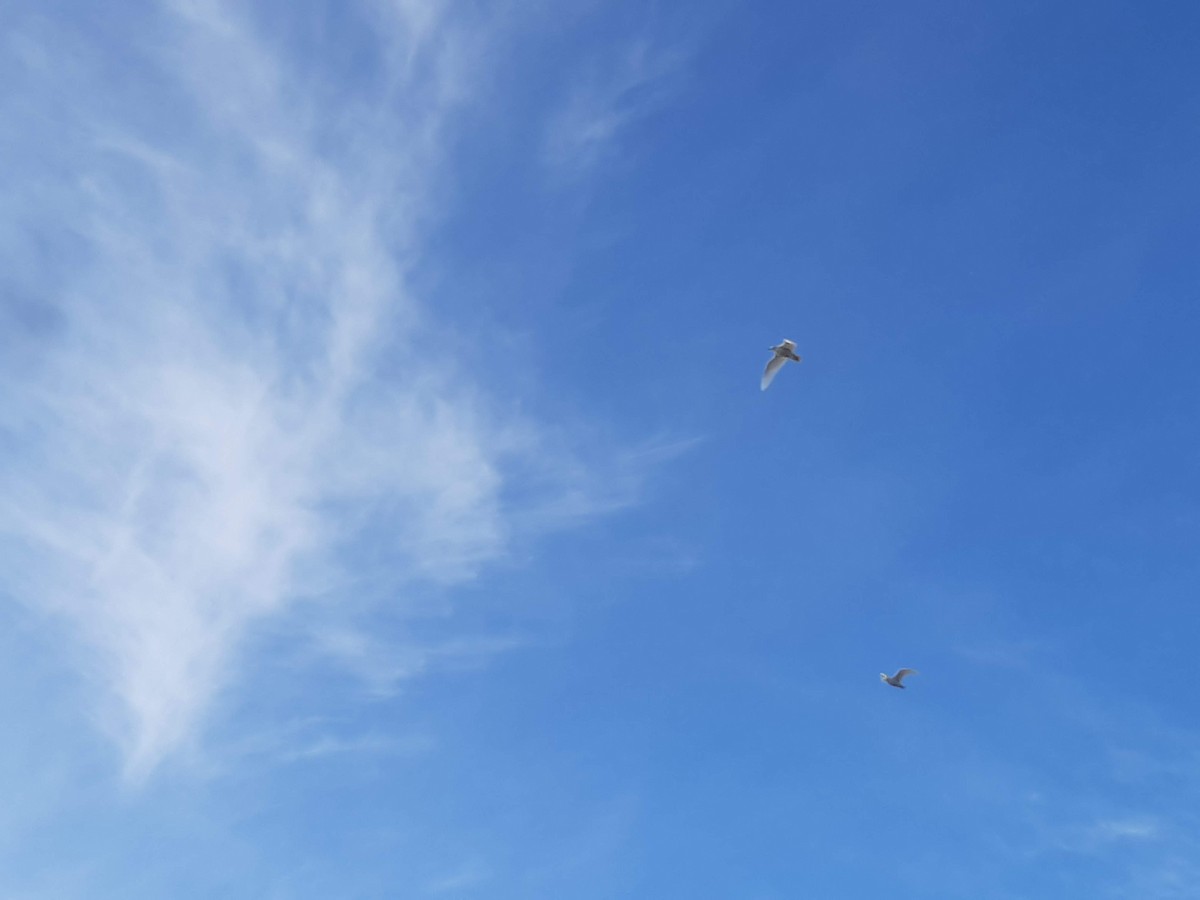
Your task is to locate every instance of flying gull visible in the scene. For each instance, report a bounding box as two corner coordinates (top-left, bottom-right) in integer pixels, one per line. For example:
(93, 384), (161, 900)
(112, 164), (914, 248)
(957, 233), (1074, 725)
(761, 339), (802, 391)
(880, 668), (918, 689)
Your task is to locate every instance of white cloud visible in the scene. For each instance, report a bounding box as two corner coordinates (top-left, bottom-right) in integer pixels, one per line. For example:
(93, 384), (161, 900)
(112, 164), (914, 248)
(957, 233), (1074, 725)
(542, 36), (686, 181)
(423, 860), (492, 895)
(0, 2), (652, 779)
(279, 732), (435, 764)
(1044, 815), (1165, 855)
(1087, 817), (1160, 843)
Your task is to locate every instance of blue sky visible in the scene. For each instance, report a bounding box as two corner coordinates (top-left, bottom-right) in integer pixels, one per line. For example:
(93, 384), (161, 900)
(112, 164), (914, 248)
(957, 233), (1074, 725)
(2, 0), (1199, 897)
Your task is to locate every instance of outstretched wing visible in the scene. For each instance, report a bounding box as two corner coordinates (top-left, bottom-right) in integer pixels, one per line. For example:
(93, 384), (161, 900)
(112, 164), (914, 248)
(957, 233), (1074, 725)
(893, 668), (918, 683)
(761, 354), (786, 391)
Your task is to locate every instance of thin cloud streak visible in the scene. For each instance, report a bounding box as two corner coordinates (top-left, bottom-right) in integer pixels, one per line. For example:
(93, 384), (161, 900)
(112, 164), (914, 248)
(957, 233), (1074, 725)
(423, 860), (492, 895)
(543, 36), (687, 181)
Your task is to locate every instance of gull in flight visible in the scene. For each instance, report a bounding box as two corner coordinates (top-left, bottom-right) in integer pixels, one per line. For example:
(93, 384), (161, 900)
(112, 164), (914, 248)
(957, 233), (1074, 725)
(761, 339), (802, 391)
(880, 668), (918, 689)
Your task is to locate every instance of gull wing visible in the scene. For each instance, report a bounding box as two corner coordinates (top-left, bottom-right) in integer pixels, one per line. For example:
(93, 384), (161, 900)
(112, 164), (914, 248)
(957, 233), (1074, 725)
(893, 668), (918, 683)
(761, 354), (786, 391)
(779, 339), (796, 351)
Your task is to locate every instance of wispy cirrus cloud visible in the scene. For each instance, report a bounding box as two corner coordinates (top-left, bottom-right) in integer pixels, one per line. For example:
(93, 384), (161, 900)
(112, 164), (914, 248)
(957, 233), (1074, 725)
(423, 859), (492, 895)
(0, 2), (654, 779)
(1085, 816), (1161, 844)
(542, 35), (687, 181)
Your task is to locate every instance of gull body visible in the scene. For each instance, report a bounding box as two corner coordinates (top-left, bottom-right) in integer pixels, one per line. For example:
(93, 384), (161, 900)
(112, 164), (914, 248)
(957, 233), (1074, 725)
(761, 339), (802, 391)
(880, 668), (918, 689)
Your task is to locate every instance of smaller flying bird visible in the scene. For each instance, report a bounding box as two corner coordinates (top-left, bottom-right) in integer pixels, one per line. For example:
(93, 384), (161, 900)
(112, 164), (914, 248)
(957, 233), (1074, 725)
(761, 339), (802, 391)
(880, 668), (918, 689)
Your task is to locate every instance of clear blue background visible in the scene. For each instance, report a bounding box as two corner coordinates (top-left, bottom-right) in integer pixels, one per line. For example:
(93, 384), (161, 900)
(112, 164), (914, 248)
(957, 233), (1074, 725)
(2, 1), (1199, 897)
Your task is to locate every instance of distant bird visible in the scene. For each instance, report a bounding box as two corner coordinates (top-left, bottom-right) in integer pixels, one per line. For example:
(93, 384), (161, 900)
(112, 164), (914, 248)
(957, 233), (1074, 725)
(761, 339), (802, 391)
(880, 668), (918, 689)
